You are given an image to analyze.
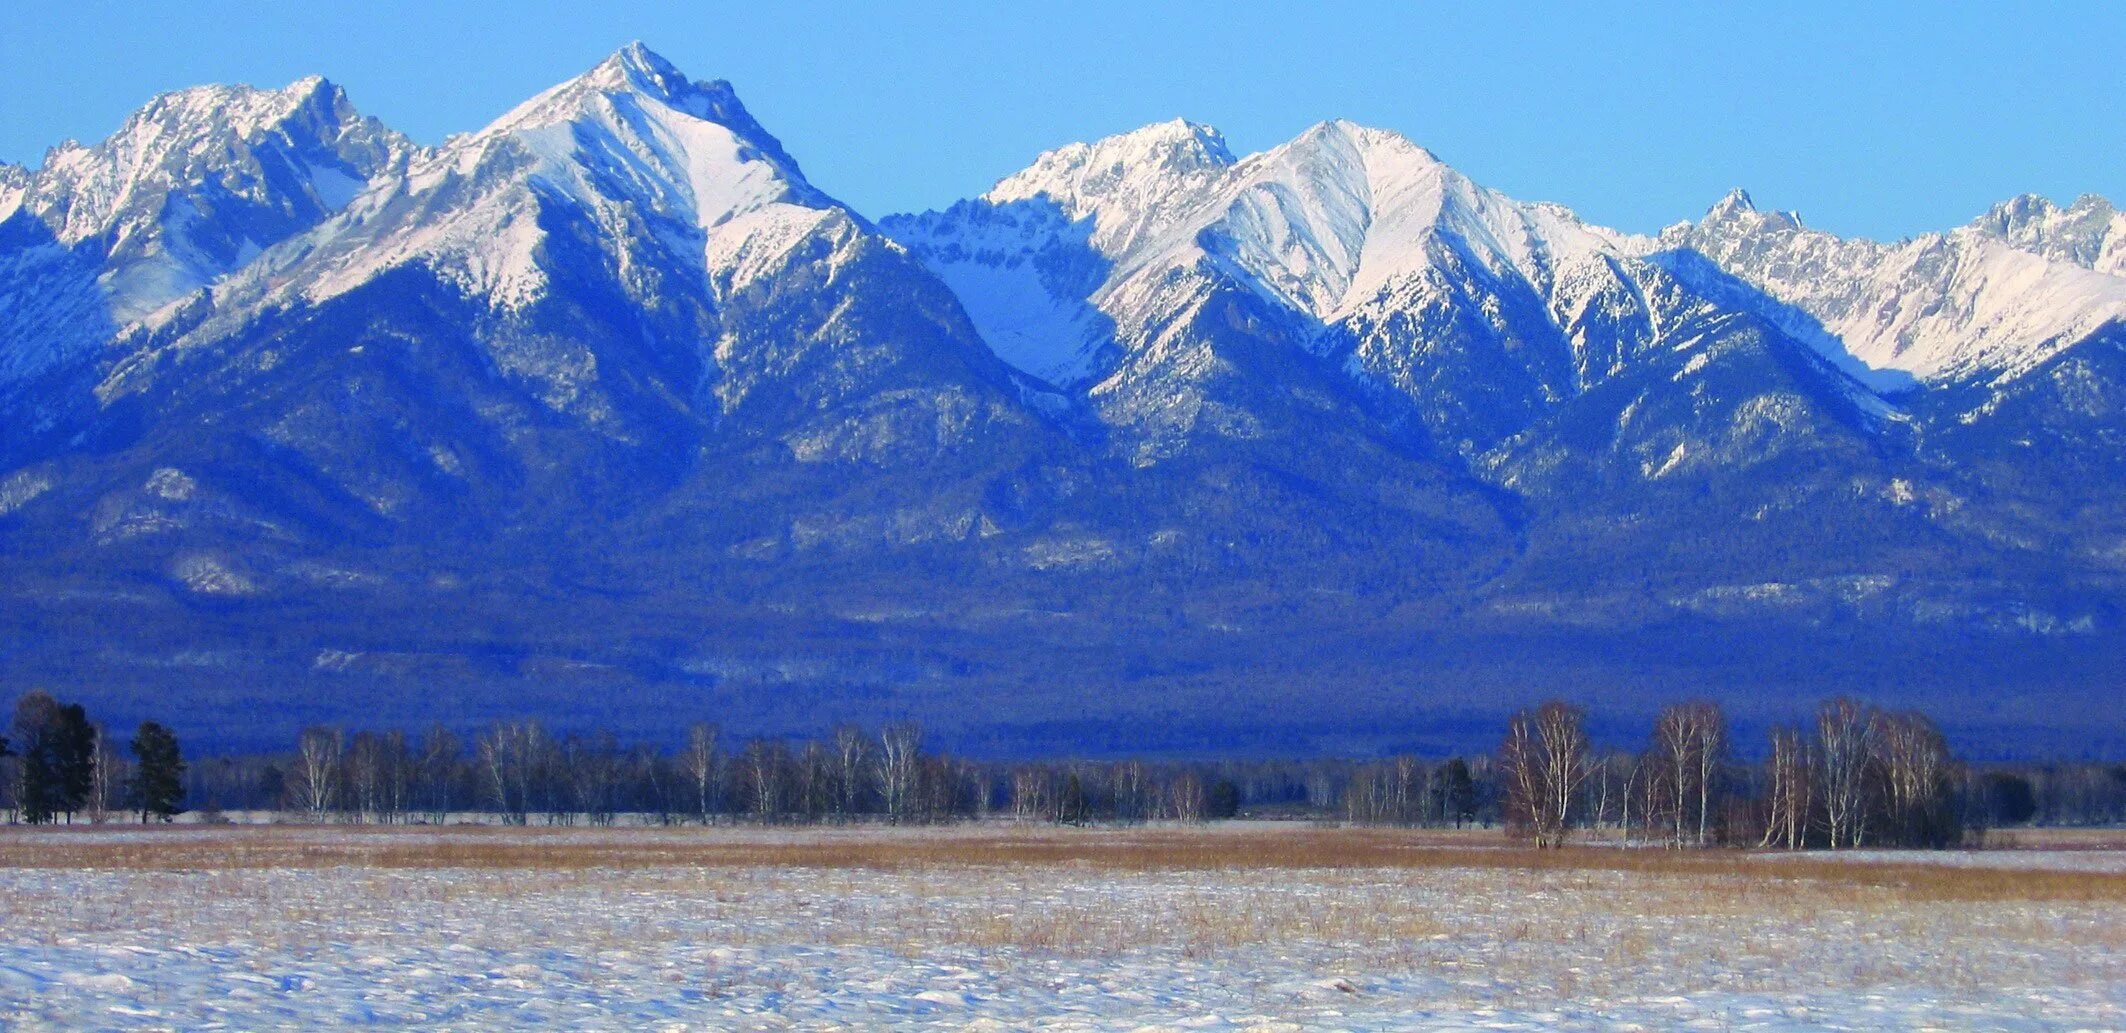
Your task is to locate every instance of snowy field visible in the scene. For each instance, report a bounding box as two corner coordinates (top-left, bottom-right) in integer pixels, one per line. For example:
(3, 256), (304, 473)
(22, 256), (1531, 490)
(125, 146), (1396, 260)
(0, 825), (2120, 1030)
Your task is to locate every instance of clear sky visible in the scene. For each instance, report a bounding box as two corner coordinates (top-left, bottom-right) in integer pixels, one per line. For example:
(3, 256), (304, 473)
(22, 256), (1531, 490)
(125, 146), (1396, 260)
(3, 2), (2120, 239)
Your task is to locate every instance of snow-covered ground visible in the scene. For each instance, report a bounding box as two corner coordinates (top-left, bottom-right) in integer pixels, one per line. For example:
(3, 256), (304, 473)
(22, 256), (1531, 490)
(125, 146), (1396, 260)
(0, 826), (2119, 1030)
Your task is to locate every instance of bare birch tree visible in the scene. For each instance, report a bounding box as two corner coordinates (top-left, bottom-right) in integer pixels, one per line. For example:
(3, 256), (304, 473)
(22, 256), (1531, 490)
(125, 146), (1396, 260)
(741, 738), (786, 823)
(1759, 724), (1812, 849)
(1500, 700), (1591, 848)
(1650, 701), (1726, 847)
(875, 722), (921, 824)
(1817, 698), (1875, 849)
(292, 726), (343, 820)
(683, 722), (719, 825)
(831, 724), (867, 821)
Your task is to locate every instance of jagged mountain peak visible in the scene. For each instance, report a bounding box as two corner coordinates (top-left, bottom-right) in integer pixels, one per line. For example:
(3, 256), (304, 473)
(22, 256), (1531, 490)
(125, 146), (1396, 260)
(589, 41), (688, 93)
(241, 47), (846, 317)
(13, 73), (413, 247)
(990, 119), (1235, 199)
(1285, 118), (1444, 164)
(0, 163), (24, 224)
(1698, 187), (1803, 230)
(1664, 185), (2126, 382)
(0, 70), (416, 389)
(980, 118), (1235, 256)
(425, 44), (829, 217)
(1969, 191), (2124, 275)
(1710, 187), (1755, 214)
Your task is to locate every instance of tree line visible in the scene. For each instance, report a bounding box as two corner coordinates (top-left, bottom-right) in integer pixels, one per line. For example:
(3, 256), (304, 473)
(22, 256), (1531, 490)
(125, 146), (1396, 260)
(7, 690), (2125, 841)
(1495, 697), (2007, 849)
(1, 691), (184, 824)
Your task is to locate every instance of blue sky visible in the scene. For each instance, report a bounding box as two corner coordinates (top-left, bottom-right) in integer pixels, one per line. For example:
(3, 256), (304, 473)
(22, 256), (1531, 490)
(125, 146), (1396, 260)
(3, 2), (2119, 239)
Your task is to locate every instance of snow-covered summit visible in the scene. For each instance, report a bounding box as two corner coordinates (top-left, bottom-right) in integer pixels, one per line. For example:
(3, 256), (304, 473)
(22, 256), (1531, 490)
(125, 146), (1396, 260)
(10, 75), (413, 254)
(230, 44), (843, 314)
(0, 73), (414, 390)
(452, 41), (824, 214)
(1969, 192), (2125, 276)
(1664, 188), (2126, 382)
(1701, 188), (1803, 230)
(894, 117), (1668, 394)
(1194, 119), (1655, 322)
(984, 118), (1236, 256)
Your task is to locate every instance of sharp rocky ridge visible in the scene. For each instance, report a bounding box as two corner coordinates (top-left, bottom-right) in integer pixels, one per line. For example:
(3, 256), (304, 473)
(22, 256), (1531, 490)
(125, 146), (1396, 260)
(4, 44), (2125, 754)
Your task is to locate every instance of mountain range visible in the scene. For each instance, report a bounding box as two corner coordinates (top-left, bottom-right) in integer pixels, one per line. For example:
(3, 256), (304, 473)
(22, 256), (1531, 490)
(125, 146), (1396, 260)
(4, 45), (2124, 756)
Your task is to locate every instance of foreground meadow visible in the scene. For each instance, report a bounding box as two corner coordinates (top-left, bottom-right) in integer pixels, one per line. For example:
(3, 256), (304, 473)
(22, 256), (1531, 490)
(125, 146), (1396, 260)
(0, 824), (2120, 1030)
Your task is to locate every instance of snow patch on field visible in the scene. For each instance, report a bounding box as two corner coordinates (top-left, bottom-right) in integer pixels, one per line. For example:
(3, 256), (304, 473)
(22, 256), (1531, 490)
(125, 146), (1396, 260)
(0, 832), (2119, 1029)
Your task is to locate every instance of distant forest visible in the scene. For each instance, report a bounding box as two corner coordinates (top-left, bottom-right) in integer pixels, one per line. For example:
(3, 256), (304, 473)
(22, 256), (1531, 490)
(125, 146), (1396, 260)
(5, 689), (2124, 846)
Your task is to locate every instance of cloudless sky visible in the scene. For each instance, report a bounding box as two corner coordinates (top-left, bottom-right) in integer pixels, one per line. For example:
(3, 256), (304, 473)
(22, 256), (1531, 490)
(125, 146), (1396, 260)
(3, 2), (2120, 239)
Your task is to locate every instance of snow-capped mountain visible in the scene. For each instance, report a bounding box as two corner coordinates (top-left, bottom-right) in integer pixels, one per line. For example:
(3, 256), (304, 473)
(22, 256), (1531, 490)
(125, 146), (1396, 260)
(890, 120), (1827, 460)
(84, 44), (1048, 472)
(1970, 193), (2126, 276)
(0, 75), (412, 393)
(214, 43), (831, 319)
(1657, 189), (2126, 384)
(3, 48), (2125, 753)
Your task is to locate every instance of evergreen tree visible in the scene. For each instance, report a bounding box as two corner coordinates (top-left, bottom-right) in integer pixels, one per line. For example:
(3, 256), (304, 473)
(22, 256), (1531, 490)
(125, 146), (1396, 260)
(130, 722), (186, 822)
(11, 691), (62, 824)
(1442, 757), (1476, 829)
(55, 704), (96, 822)
(1057, 772), (1087, 825)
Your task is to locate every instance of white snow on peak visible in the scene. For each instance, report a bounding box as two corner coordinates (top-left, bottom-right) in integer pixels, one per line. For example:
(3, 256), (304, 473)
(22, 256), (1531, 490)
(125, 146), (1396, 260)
(1665, 191), (2126, 382)
(0, 72), (414, 389)
(1203, 120), (1647, 321)
(895, 118), (1669, 388)
(0, 164), (23, 225)
(280, 44), (836, 312)
(15, 75), (401, 249)
(986, 118), (1236, 257)
(1969, 192), (2126, 277)
(1702, 188), (1801, 229)
(427, 42), (821, 224)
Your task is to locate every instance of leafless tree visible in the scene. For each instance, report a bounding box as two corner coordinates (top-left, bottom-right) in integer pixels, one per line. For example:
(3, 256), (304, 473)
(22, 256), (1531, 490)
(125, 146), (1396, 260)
(740, 738), (787, 823)
(1649, 701), (1726, 847)
(831, 724), (867, 821)
(632, 744), (673, 825)
(1111, 759), (1148, 824)
(1011, 766), (1050, 821)
(683, 722), (720, 825)
(795, 741), (831, 822)
(379, 730), (410, 825)
(344, 731), (382, 823)
(417, 724), (459, 824)
(875, 722), (921, 824)
(1168, 769), (1205, 823)
(1500, 700), (1591, 848)
(476, 720), (545, 825)
(89, 724), (124, 824)
(1759, 724), (1812, 849)
(1874, 709), (1958, 847)
(291, 726), (343, 820)
(565, 732), (622, 826)
(1817, 698), (1875, 848)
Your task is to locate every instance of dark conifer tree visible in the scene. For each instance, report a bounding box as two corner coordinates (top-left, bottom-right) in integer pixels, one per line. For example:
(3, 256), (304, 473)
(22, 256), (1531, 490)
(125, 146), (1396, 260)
(55, 703), (96, 822)
(11, 691), (62, 824)
(130, 722), (186, 822)
(1442, 757), (1476, 828)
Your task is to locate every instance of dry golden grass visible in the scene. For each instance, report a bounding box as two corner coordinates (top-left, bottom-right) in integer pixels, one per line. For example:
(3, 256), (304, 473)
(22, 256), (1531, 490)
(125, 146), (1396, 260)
(1, 823), (2119, 906)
